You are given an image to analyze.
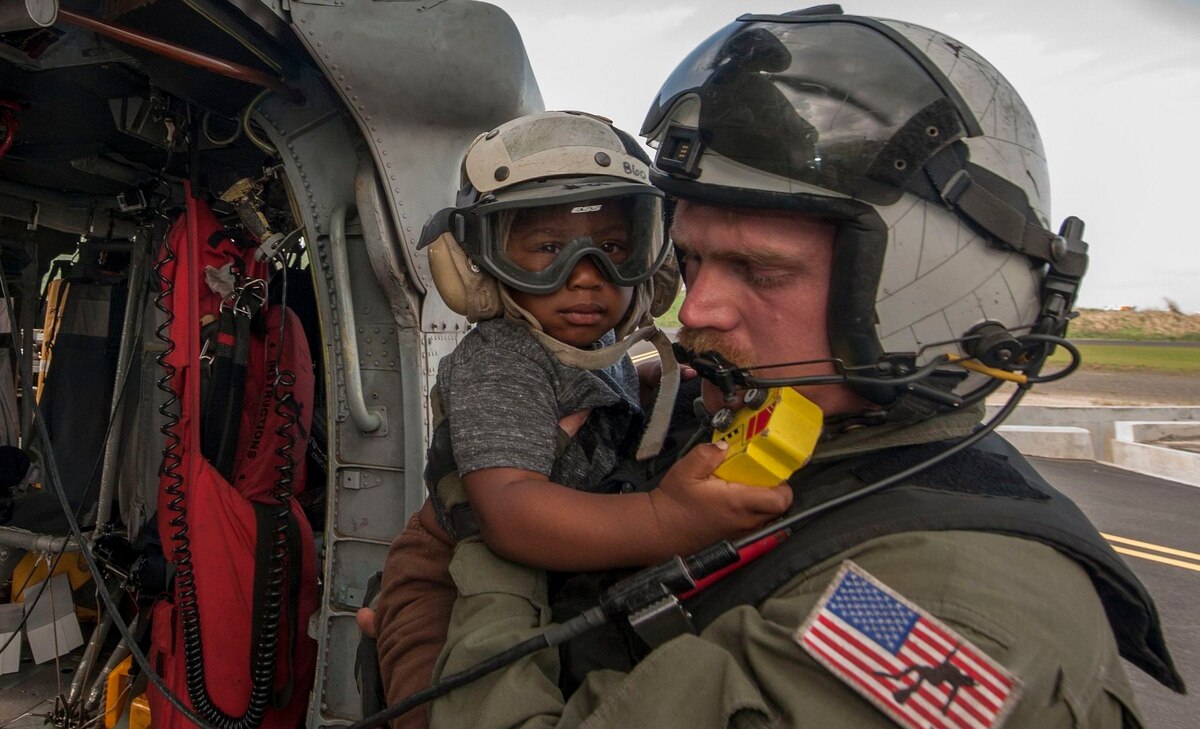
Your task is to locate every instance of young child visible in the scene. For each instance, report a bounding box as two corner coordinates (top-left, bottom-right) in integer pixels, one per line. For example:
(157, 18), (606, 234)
(371, 111), (792, 728)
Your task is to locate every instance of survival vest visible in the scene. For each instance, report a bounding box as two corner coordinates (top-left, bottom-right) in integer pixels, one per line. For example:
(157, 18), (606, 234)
(554, 430), (1185, 697)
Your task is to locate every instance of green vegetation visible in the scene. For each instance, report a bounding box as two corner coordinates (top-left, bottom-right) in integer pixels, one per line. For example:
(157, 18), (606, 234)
(1048, 342), (1200, 373)
(1071, 326), (1200, 342)
(1069, 308), (1200, 341)
(653, 291), (684, 329)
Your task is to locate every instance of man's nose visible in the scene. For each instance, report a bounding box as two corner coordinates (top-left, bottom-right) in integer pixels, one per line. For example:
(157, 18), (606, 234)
(678, 265), (737, 331)
(566, 255), (605, 288)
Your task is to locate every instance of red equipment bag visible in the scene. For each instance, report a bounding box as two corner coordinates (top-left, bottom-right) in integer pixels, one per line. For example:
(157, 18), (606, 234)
(148, 190), (317, 729)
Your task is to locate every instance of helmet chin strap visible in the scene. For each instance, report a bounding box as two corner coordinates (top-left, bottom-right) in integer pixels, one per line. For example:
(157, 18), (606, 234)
(499, 287), (679, 461)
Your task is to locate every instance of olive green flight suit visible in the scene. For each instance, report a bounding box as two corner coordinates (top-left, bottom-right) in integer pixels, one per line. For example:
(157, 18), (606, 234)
(428, 413), (1146, 729)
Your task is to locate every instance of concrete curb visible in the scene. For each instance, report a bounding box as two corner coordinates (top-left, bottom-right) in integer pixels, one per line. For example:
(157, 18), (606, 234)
(987, 405), (1200, 461)
(1110, 422), (1200, 487)
(991, 406), (1200, 487)
(996, 425), (1094, 460)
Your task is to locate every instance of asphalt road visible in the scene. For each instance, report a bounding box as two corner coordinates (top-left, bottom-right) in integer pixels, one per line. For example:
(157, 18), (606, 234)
(1031, 457), (1199, 729)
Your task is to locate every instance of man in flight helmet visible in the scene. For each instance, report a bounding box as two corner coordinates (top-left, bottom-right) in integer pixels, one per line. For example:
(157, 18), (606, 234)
(427, 9), (1183, 729)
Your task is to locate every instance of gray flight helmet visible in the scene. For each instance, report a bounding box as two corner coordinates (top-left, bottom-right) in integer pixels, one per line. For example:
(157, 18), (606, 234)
(642, 6), (1088, 409)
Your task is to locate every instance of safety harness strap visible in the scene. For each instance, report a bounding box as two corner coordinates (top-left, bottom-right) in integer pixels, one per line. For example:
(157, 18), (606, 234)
(201, 308), (247, 479)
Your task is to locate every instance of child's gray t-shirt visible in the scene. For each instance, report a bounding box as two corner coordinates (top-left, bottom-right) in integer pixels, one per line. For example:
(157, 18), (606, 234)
(436, 317), (640, 492)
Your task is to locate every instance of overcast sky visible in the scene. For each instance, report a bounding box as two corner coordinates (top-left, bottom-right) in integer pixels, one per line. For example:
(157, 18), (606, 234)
(490, 0), (1200, 313)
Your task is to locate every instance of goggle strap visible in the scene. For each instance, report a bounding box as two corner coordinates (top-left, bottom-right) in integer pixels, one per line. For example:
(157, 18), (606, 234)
(526, 324), (654, 372)
(634, 328), (680, 462)
(526, 323), (677, 459)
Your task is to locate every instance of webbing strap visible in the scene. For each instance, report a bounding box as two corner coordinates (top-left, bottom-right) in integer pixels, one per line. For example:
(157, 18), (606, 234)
(200, 288), (264, 480)
(924, 145), (1086, 279)
(526, 324), (679, 460)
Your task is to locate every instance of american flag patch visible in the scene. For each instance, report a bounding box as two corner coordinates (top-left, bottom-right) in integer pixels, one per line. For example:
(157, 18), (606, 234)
(796, 562), (1021, 729)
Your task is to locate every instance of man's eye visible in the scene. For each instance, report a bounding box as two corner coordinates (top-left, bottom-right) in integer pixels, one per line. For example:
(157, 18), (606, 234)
(536, 242), (562, 254)
(599, 240), (627, 254)
(736, 261), (788, 288)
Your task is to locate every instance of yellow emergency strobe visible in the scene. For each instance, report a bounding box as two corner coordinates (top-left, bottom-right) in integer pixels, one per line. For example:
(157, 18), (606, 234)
(712, 387), (823, 486)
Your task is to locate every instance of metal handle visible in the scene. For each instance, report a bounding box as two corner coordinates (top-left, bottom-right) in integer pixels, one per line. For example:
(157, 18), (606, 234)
(330, 203), (385, 433)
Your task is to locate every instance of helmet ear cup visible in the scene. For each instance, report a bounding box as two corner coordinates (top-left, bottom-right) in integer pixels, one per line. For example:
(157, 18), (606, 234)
(427, 231), (502, 322)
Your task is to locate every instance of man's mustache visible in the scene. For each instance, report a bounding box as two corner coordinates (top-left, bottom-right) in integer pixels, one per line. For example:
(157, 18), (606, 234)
(676, 327), (753, 370)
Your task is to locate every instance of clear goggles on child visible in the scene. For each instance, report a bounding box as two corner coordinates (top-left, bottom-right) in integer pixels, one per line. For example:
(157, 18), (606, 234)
(427, 178), (668, 295)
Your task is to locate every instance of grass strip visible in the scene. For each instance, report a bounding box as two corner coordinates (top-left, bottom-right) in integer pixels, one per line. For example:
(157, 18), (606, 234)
(1047, 343), (1200, 373)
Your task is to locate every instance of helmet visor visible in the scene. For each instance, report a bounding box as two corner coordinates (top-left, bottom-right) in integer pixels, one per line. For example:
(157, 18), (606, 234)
(462, 180), (667, 295)
(642, 18), (964, 205)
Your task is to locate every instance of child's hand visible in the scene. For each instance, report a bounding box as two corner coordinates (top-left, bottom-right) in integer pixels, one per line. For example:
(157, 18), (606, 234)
(649, 440), (793, 554)
(356, 607), (378, 638)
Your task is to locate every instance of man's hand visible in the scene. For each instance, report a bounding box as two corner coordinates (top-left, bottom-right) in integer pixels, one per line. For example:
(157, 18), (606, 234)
(636, 359), (697, 406)
(649, 440), (793, 555)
